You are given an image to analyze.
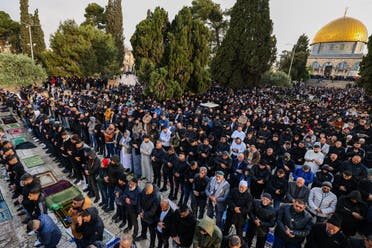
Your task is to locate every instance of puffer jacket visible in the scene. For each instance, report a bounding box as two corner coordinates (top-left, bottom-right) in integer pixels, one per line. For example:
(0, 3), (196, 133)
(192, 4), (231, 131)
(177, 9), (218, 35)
(275, 204), (313, 244)
(193, 216), (222, 248)
(307, 187), (337, 218)
(139, 187), (160, 224)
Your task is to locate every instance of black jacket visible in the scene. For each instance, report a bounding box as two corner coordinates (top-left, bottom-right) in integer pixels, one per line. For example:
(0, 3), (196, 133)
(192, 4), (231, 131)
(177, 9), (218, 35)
(249, 200), (276, 235)
(75, 207), (104, 247)
(266, 174), (288, 200)
(139, 188), (160, 224)
(226, 188), (253, 225)
(151, 147), (167, 166)
(275, 204), (313, 244)
(171, 210), (196, 247)
(192, 174), (210, 199)
(305, 223), (349, 248)
(106, 162), (124, 186)
(156, 207), (174, 237)
(285, 182), (310, 203)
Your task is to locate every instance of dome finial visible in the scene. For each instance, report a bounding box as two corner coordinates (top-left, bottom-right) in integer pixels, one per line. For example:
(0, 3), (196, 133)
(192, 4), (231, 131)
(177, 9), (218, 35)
(344, 7), (349, 18)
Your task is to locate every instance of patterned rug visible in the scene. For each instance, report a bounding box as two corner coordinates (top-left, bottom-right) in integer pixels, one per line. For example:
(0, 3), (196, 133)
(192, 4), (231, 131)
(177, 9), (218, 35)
(0, 191), (12, 223)
(45, 186), (82, 211)
(35, 171), (58, 188)
(10, 137), (27, 146)
(21, 155), (44, 168)
(42, 180), (72, 197)
(5, 123), (21, 129)
(1, 116), (17, 124)
(8, 128), (23, 135)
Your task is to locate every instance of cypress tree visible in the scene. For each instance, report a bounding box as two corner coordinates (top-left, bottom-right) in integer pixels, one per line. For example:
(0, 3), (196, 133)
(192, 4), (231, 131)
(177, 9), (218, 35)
(106, 0), (124, 69)
(211, 0), (276, 88)
(31, 9), (46, 62)
(20, 0), (31, 56)
(358, 35), (372, 95)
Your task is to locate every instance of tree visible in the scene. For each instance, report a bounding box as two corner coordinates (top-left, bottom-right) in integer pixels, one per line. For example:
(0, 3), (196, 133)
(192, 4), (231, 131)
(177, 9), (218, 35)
(130, 7), (170, 82)
(20, 0), (31, 56)
(106, 0), (124, 69)
(82, 3), (106, 30)
(261, 71), (291, 88)
(278, 34), (310, 81)
(0, 53), (46, 87)
(358, 35), (372, 95)
(191, 0), (228, 52)
(145, 67), (182, 100)
(30, 9), (46, 62)
(42, 20), (120, 78)
(211, 0), (276, 88)
(0, 11), (21, 53)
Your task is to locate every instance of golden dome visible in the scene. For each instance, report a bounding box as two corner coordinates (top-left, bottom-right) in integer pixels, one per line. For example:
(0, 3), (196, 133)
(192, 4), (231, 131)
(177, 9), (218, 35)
(311, 17), (368, 45)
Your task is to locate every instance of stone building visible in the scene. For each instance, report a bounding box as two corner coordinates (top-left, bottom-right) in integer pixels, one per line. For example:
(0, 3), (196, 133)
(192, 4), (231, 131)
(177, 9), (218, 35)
(307, 16), (368, 79)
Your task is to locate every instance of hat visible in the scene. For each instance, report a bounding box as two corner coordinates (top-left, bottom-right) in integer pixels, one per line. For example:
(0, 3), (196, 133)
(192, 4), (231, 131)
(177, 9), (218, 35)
(321, 165), (330, 171)
(322, 181), (332, 189)
(239, 180), (248, 187)
(111, 155), (120, 164)
(262, 193), (272, 200)
(101, 158), (109, 168)
(303, 164), (310, 170)
(20, 173), (32, 181)
(327, 214), (342, 227)
(283, 153), (291, 158)
(313, 143), (320, 148)
(216, 170), (225, 176)
(343, 170), (352, 176)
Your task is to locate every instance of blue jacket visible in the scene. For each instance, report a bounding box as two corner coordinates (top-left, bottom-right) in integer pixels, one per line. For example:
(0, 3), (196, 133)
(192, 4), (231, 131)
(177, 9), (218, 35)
(38, 214), (62, 248)
(293, 168), (314, 186)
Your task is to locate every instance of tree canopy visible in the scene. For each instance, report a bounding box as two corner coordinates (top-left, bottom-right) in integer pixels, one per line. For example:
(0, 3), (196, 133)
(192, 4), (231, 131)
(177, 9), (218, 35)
(0, 11), (20, 53)
(42, 20), (120, 78)
(82, 3), (106, 30)
(106, 0), (124, 69)
(211, 0), (276, 88)
(278, 34), (310, 82)
(0, 53), (46, 87)
(261, 71), (291, 88)
(358, 35), (372, 95)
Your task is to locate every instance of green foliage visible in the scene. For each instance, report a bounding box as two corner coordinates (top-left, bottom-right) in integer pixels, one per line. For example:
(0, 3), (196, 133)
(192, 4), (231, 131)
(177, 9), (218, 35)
(261, 71), (291, 88)
(0, 53), (46, 87)
(82, 3), (106, 30)
(106, 0), (124, 68)
(20, 0), (31, 56)
(0, 11), (21, 53)
(145, 67), (182, 100)
(31, 9), (46, 62)
(130, 7), (170, 82)
(211, 0), (276, 88)
(278, 34), (310, 81)
(42, 20), (120, 78)
(358, 35), (372, 95)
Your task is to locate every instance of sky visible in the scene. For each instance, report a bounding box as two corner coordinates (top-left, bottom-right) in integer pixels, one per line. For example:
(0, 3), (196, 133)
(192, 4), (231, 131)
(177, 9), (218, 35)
(0, 0), (371, 55)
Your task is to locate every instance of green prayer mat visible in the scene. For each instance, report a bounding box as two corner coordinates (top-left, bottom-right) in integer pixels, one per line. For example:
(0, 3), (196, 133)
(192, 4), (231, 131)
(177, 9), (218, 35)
(5, 123), (20, 129)
(11, 137), (27, 146)
(22, 155), (44, 168)
(45, 186), (82, 210)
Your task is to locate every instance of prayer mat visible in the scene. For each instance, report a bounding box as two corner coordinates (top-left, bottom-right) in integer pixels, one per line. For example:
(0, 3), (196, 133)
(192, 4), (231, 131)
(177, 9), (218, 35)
(8, 128), (23, 135)
(42, 180), (72, 197)
(1, 116), (17, 124)
(15, 142), (37, 150)
(54, 203), (72, 228)
(35, 171), (57, 188)
(0, 192), (12, 223)
(5, 123), (20, 129)
(21, 155), (44, 168)
(45, 186), (81, 211)
(11, 137), (27, 146)
(0, 107), (9, 112)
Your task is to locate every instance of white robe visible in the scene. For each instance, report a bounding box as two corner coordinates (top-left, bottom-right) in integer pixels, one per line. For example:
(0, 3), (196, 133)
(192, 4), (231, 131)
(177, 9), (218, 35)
(140, 141), (154, 180)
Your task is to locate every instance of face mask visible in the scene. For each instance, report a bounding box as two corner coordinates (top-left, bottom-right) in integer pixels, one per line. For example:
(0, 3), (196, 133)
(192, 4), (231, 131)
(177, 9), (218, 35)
(129, 186), (136, 191)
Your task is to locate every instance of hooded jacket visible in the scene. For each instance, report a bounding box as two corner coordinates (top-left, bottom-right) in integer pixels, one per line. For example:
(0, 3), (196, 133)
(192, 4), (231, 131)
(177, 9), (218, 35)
(75, 207), (104, 247)
(37, 214), (62, 248)
(68, 196), (92, 239)
(193, 216), (222, 248)
(335, 191), (368, 224)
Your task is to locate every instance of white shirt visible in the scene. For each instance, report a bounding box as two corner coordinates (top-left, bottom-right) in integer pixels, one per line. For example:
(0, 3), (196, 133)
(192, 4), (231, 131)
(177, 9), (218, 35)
(231, 130), (246, 141)
(304, 150), (324, 172)
(160, 130), (171, 147)
(157, 207), (170, 233)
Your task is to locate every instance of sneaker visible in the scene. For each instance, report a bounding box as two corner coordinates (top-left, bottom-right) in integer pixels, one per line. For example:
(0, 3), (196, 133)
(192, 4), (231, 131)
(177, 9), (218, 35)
(28, 128), (32, 132)
(159, 187), (167, 192)
(76, 180), (82, 186)
(135, 236), (146, 242)
(82, 185), (89, 191)
(40, 143), (46, 148)
(34, 239), (42, 247)
(27, 231), (36, 236)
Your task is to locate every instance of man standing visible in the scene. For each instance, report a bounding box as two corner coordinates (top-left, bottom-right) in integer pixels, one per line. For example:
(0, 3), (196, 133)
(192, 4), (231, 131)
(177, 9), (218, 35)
(206, 171), (230, 228)
(245, 193), (276, 248)
(273, 199), (313, 248)
(307, 182), (337, 222)
(171, 205), (196, 248)
(156, 199), (174, 248)
(250, 161), (271, 199)
(140, 135), (154, 181)
(150, 141), (167, 187)
(27, 214), (62, 248)
(135, 183), (160, 248)
(123, 177), (141, 238)
(223, 180), (253, 238)
(191, 167), (210, 219)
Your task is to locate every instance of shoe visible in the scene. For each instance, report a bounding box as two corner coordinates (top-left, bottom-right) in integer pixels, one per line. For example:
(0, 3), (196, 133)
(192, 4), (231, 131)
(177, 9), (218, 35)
(16, 206), (23, 211)
(17, 211), (26, 216)
(62, 169), (70, 173)
(112, 214), (120, 220)
(34, 239), (42, 247)
(67, 174), (74, 179)
(11, 194), (19, 199)
(104, 207), (114, 213)
(13, 201), (20, 206)
(119, 222), (126, 228)
(83, 188), (90, 192)
(27, 230), (36, 236)
(135, 236), (146, 242)
(159, 187), (167, 192)
(115, 218), (121, 223)
(124, 227), (131, 233)
(99, 202), (105, 207)
(76, 180), (82, 186)
(87, 192), (94, 198)
(94, 198), (100, 203)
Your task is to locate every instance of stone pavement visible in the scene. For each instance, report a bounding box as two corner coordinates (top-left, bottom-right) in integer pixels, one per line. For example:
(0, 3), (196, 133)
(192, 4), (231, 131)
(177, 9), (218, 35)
(0, 113), (168, 248)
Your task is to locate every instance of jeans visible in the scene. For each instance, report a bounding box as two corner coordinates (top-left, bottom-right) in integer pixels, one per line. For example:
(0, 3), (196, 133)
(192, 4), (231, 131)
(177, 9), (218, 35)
(105, 143), (115, 158)
(97, 181), (108, 205)
(107, 185), (115, 209)
(182, 184), (192, 205)
(191, 196), (207, 219)
(89, 133), (97, 150)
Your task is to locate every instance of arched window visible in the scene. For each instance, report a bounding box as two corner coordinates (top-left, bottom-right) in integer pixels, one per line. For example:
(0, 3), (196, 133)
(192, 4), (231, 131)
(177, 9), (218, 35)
(352, 62), (360, 71)
(311, 61), (320, 70)
(322, 62), (333, 70)
(336, 61), (349, 71)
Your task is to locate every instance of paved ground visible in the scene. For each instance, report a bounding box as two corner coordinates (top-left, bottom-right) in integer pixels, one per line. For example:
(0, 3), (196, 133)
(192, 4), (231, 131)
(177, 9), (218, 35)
(0, 113), (168, 248)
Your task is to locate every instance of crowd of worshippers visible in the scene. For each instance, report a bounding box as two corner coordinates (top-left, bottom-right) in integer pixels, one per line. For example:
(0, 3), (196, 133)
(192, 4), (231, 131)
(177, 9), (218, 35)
(1, 82), (372, 248)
